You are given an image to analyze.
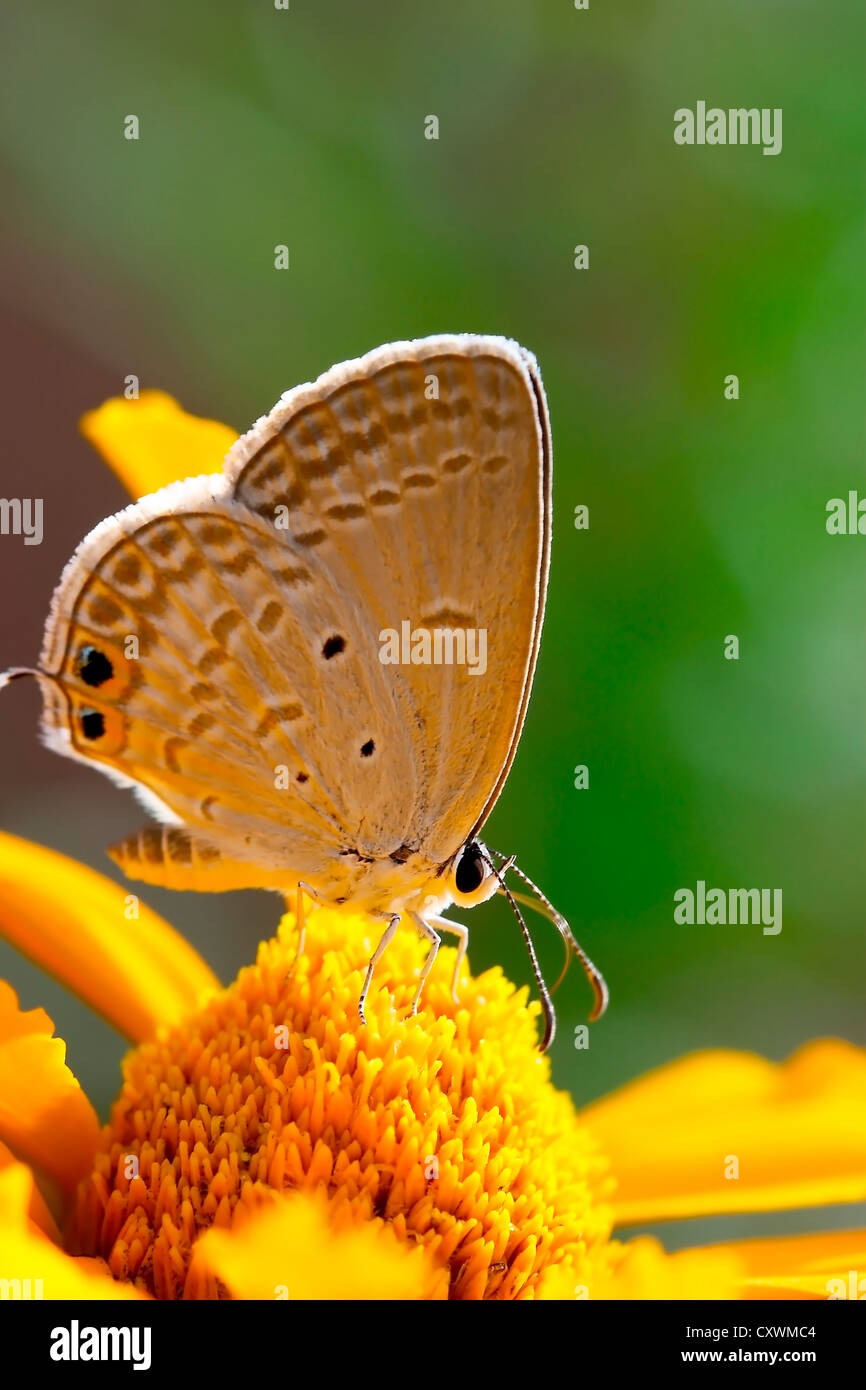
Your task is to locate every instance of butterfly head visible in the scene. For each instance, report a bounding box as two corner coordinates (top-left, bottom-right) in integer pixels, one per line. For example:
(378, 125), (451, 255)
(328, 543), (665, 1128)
(447, 839), (500, 909)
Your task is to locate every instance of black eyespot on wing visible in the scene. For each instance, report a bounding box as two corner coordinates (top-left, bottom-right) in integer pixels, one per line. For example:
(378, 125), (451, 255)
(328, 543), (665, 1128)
(455, 843), (485, 894)
(296, 772), (309, 783)
(360, 738), (375, 757)
(322, 635), (346, 659)
(78, 646), (113, 687)
(80, 708), (105, 740)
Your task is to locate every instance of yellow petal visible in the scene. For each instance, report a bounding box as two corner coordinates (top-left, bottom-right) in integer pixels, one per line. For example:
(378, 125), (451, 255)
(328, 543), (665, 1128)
(79, 390), (237, 499)
(0, 1163), (144, 1299)
(730, 1228), (866, 1299)
(585, 1235), (743, 1300)
(0, 982), (100, 1196)
(587, 1229), (866, 1302)
(192, 1190), (449, 1300)
(0, 831), (219, 1042)
(0, 1140), (61, 1243)
(583, 1041), (866, 1225)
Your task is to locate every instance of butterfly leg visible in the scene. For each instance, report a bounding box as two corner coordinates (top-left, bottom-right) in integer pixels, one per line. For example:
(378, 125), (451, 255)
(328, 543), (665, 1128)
(358, 911), (401, 1025)
(287, 880), (331, 977)
(427, 914), (469, 1003)
(298, 880), (327, 903)
(286, 883), (306, 970)
(406, 912), (442, 1017)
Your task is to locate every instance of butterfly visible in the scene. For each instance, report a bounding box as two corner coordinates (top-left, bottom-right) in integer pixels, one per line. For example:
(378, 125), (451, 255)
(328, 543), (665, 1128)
(3, 335), (606, 1050)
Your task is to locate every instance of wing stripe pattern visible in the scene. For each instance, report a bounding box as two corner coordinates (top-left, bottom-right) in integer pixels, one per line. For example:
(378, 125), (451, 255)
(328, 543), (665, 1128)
(36, 336), (549, 885)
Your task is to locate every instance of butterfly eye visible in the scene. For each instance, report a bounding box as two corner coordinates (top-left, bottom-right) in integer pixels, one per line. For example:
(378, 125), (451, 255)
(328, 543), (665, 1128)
(79, 708), (105, 740)
(77, 646), (113, 687)
(454, 843), (487, 895)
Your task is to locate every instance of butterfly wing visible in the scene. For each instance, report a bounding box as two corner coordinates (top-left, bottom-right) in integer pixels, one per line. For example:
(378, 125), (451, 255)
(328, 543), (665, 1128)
(36, 482), (421, 880)
(228, 334), (551, 864)
(33, 335), (549, 884)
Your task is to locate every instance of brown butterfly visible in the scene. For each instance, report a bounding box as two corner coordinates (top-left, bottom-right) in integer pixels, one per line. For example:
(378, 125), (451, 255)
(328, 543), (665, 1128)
(3, 336), (607, 1048)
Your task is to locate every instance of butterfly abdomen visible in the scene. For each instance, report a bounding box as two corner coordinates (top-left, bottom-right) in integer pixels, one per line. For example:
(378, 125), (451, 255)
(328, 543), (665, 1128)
(107, 823), (295, 892)
(108, 824), (216, 888)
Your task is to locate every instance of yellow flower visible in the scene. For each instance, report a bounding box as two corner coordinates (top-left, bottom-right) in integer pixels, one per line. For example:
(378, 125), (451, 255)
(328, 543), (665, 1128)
(0, 392), (863, 1301)
(79, 391), (237, 499)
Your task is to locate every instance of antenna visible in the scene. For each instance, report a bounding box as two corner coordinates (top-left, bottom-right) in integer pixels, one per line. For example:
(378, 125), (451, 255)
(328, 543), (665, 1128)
(489, 848), (608, 1024)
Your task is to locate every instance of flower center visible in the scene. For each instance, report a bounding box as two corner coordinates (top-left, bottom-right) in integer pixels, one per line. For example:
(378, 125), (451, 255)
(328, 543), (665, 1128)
(67, 910), (613, 1299)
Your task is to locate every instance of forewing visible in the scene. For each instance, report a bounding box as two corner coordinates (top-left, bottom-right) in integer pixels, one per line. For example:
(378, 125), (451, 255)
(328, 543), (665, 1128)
(228, 335), (551, 864)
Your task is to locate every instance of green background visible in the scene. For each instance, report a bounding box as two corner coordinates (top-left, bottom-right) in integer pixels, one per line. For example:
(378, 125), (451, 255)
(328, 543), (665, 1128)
(0, 1), (863, 1252)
